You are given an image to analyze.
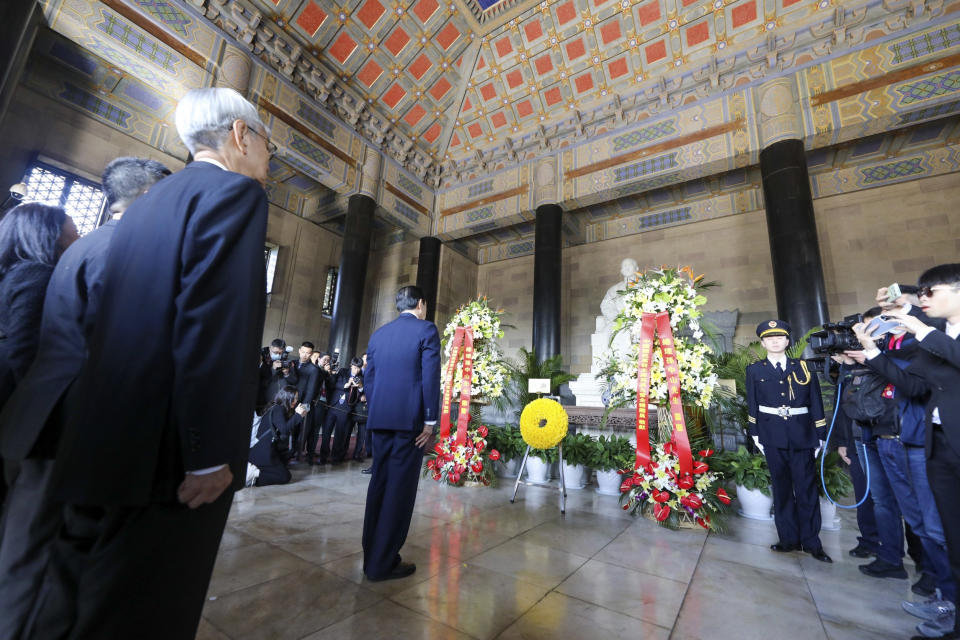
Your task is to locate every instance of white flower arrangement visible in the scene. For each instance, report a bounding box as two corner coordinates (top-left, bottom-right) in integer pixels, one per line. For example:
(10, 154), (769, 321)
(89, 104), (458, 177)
(441, 297), (508, 400)
(600, 267), (718, 409)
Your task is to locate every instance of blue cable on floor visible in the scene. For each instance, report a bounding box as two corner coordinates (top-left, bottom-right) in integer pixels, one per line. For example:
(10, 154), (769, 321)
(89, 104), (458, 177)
(820, 380), (871, 509)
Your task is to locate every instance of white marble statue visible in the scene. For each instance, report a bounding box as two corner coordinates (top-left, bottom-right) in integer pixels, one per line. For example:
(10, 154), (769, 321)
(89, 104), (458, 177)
(592, 258), (639, 375)
(570, 257), (640, 407)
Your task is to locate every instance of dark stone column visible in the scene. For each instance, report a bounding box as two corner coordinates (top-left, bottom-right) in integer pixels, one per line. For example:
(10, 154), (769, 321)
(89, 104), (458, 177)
(760, 138), (829, 337)
(327, 193), (374, 365)
(415, 236), (442, 323)
(532, 204), (562, 363)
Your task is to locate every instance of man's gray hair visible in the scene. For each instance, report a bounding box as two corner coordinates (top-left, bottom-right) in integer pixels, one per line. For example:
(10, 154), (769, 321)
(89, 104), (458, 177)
(101, 157), (172, 211)
(175, 87), (269, 155)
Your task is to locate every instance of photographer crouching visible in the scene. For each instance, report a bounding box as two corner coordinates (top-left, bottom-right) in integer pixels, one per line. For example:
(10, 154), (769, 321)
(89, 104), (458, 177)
(844, 270), (960, 640)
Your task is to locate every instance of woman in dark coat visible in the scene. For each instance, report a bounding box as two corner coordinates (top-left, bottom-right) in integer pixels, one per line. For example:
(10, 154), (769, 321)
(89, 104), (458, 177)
(250, 385), (303, 486)
(0, 203), (78, 408)
(0, 202), (78, 501)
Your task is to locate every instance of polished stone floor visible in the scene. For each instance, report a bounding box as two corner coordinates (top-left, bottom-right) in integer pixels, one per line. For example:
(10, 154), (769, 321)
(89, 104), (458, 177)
(197, 462), (924, 640)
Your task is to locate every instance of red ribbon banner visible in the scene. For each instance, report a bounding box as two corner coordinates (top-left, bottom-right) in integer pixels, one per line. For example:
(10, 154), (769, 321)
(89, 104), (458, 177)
(634, 312), (694, 478)
(439, 327), (475, 446)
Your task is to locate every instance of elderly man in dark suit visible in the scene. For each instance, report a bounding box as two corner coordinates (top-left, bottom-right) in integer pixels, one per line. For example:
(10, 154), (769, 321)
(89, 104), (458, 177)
(0, 157), (169, 638)
(361, 285), (441, 581)
(27, 87), (272, 640)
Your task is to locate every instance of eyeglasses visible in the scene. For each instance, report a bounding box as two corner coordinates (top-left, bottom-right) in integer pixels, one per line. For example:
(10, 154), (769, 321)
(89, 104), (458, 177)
(247, 127), (278, 156)
(225, 125), (277, 156)
(918, 285), (960, 298)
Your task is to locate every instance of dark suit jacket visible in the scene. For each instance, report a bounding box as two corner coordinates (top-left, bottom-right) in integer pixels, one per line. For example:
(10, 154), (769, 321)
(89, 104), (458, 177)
(746, 358), (826, 449)
(0, 220), (118, 460)
(865, 328), (960, 458)
(294, 360), (321, 405)
(364, 313), (441, 431)
(0, 261), (54, 408)
(53, 162), (268, 506)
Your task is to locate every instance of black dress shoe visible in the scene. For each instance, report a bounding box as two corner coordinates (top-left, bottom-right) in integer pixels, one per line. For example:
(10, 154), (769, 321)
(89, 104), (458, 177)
(848, 543), (877, 559)
(771, 542), (800, 552)
(805, 547), (833, 563)
(859, 559), (908, 579)
(360, 467), (372, 474)
(366, 562), (416, 582)
(912, 572), (938, 596)
(912, 632), (960, 640)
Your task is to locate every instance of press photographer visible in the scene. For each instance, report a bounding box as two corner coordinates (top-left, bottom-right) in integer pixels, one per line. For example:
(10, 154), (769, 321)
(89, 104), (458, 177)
(259, 339), (298, 411)
(845, 277), (959, 639)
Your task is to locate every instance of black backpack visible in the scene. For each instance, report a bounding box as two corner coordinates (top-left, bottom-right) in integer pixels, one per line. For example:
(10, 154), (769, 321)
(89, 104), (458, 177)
(841, 367), (896, 427)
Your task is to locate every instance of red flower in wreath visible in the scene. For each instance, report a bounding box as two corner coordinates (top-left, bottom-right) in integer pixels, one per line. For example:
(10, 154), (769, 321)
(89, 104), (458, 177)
(677, 475), (695, 490)
(620, 481), (633, 493)
(426, 459), (435, 469)
(681, 494), (703, 510)
(434, 443), (444, 454)
(477, 425), (488, 437)
(476, 440), (486, 451)
(471, 462), (484, 474)
(652, 490), (670, 503)
(695, 515), (711, 529)
(716, 488), (732, 505)
(489, 449), (501, 461)
(663, 442), (675, 455)
(653, 503), (671, 521)
(693, 461), (709, 475)
(698, 448), (714, 457)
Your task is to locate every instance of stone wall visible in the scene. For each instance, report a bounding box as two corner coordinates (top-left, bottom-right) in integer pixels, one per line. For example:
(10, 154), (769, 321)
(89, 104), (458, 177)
(435, 245), (479, 336)
(356, 238), (420, 351)
(814, 172), (960, 319)
(262, 207), (341, 350)
(0, 85), (183, 189)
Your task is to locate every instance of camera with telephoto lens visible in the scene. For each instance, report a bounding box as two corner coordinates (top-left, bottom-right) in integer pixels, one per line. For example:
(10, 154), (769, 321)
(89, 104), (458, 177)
(809, 313), (865, 354)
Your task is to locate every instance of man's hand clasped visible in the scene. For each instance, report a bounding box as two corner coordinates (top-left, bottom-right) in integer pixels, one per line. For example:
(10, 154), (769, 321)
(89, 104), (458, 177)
(178, 466), (233, 509)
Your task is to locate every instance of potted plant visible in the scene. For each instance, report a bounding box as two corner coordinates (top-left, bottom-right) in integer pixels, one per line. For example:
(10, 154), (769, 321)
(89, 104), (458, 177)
(590, 435), (634, 495)
(818, 449), (853, 530)
(525, 446), (558, 484)
(491, 425), (526, 477)
(712, 446), (773, 520)
(560, 432), (594, 489)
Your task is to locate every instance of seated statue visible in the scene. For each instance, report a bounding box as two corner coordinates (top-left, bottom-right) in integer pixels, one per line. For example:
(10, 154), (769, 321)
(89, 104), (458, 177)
(592, 258), (639, 374)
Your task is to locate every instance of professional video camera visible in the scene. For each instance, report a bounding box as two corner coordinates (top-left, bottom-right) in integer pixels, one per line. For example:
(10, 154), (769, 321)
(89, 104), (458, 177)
(809, 313), (864, 355)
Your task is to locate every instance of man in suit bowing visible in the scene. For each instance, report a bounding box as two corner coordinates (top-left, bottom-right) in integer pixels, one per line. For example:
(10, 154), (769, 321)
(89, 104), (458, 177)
(28, 87), (273, 640)
(361, 285), (441, 581)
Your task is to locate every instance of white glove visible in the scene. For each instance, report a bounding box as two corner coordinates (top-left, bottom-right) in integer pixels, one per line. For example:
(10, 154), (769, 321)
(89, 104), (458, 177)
(814, 440), (825, 457)
(752, 435), (765, 455)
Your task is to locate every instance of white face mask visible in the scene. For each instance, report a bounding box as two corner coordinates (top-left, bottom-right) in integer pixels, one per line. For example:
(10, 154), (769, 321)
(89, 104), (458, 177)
(270, 352), (282, 361)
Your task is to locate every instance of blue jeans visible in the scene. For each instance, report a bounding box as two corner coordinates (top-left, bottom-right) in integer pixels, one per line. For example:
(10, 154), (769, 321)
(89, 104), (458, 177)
(864, 441), (904, 566)
(880, 439), (956, 603)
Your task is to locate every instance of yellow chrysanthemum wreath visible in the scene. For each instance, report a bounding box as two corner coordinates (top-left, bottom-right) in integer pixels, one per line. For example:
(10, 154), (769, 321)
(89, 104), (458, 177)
(519, 398), (568, 450)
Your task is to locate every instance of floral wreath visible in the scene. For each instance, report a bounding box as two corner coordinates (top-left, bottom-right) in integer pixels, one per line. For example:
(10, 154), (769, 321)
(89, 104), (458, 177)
(599, 266), (718, 410)
(425, 424), (500, 486)
(519, 398), (568, 450)
(441, 297), (508, 400)
(620, 442), (731, 530)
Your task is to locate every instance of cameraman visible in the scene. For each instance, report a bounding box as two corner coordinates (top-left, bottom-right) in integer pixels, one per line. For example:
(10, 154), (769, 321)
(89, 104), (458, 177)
(848, 278), (957, 639)
(260, 339), (298, 408)
(322, 357), (363, 464)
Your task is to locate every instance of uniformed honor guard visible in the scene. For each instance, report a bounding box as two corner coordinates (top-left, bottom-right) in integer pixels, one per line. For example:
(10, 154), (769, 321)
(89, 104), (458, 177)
(747, 319), (832, 563)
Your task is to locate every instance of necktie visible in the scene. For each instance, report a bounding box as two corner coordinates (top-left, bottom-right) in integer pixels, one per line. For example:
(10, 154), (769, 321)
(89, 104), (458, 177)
(775, 362), (783, 373)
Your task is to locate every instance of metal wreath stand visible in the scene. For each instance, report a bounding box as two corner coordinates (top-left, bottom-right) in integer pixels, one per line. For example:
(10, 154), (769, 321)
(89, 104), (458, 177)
(509, 387), (567, 514)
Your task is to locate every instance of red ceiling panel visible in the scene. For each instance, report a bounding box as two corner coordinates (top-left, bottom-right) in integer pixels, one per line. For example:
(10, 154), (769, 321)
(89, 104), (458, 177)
(382, 83), (407, 109)
(412, 0), (439, 23)
(409, 53), (433, 80)
(329, 32), (358, 64)
(436, 23), (461, 50)
(356, 0), (385, 30)
(357, 59), (384, 87)
(384, 27), (411, 56)
(430, 76), (452, 100)
(295, 1), (327, 37)
(404, 104), (427, 126)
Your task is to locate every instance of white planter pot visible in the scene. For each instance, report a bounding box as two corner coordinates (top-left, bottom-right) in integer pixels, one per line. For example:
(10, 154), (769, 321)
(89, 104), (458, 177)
(595, 469), (622, 496)
(497, 457), (520, 478)
(561, 462), (587, 489)
(525, 456), (551, 484)
(736, 485), (774, 520)
(820, 497), (841, 531)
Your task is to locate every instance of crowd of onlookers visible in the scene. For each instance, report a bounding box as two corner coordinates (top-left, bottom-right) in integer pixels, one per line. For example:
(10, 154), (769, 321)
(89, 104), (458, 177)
(248, 339), (371, 487)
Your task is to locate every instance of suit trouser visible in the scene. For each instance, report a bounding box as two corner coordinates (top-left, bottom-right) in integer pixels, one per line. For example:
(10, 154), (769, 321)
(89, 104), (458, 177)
(765, 446), (822, 550)
(362, 430), (424, 578)
(26, 489), (233, 640)
(326, 408), (353, 462)
(847, 442), (880, 552)
(303, 403), (327, 458)
(927, 429), (960, 630)
(0, 458), (61, 639)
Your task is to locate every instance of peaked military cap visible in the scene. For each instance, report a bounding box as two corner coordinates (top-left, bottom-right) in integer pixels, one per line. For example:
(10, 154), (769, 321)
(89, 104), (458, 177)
(757, 319), (790, 338)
